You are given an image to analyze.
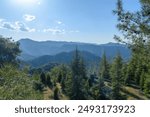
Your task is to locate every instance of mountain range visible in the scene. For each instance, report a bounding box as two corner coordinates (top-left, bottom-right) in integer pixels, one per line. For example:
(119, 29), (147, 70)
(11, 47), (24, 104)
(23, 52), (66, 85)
(18, 38), (131, 63)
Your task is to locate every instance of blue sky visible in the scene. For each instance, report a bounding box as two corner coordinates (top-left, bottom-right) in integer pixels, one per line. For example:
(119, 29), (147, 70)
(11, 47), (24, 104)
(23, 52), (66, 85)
(0, 0), (140, 44)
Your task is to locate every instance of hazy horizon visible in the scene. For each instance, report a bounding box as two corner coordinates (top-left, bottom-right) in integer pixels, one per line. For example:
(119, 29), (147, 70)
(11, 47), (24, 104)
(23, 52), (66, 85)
(19, 37), (123, 45)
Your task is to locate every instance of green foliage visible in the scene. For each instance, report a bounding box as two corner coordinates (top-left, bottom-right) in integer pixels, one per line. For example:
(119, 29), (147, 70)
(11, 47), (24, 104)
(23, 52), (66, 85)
(89, 85), (100, 100)
(46, 74), (53, 89)
(122, 63), (128, 85)
(0, 36), (21, 66)
(33, 81), (44, 92)
(49, 65), (62, 83)
(99, 52), (110, 80)
(62, 71), (72, 97)
(40, 72), (47, 86)
(144, 78), (150, 97)
(98, 52), (109, 99)
(140, 0), (150, 4)
(140, 70), (145, 90)
(88, 73), (98, 87)
(70, 48), (88, 100)
(98, 78), (106, 100)
(49, 64), (69, 92)
(0, 64), (42, 99)
(57, 72), (62, 83)
(110, 54), (123, 99)
(124, 61), (135, 85)
(53, 83), (61, 100)
(114, 0), (150, 98)
(89, 77), (106, 100)
(88, 73), (99, 99)
(143, 70), (150, 97)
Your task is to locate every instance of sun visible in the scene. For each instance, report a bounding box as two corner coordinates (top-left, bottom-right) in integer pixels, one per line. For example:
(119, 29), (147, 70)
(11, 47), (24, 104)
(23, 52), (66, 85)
(11, 0), (40, 6)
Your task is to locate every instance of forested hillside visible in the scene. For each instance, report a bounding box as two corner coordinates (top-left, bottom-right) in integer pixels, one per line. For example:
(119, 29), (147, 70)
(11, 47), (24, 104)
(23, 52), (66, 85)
(27, 51), (100, 67)
(0, 0), (150, 100)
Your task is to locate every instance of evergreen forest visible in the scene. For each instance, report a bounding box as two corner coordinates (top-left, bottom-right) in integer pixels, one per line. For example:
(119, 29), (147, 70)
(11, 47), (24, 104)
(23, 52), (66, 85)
(0, 0), (150, 100)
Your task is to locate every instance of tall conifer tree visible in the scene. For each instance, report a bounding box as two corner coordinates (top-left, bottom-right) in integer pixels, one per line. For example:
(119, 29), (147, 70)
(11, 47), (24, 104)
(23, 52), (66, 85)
(110, 54), (123, 99)
(114, 0), (150, 96)
(70, 48), (87, 100)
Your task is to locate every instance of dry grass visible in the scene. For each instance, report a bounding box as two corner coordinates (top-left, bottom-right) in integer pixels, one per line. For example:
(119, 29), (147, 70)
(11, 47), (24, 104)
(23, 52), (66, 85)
(43, 84), (69, 100)
(43, 87), (53, 100)
(43, 81), (148, 100)
(123, 86), (148, 100)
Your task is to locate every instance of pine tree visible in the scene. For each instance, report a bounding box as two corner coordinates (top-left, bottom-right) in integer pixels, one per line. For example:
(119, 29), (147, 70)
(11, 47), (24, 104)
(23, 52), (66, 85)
(110, 54), (123, 100)
(144, 70), (150, 97)
(47, 74), (53, 88)
(70, 48), (88, 100)
(124, 60), (135, 85)
(88, 73), (98, 87)
(57, 72), (62, 83)
(40, 72), (47, 86)
(97, 52), (109, 99)
(63, 71), (72, 97)
(60, 65), (68, 93)
(98, 77), (106, 100)
(54, 85), (60, 100)
(140, 70), (145, 90)
(144, 77), (150, 97)
(99, 52), (110, 80)
(122, 63), (128, 85)
(114, 0), (150, 97)
(33, 81), (44, 92)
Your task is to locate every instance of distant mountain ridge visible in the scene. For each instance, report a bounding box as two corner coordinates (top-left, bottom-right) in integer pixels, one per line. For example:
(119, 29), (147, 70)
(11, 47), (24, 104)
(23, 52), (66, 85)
(28, 50), (101, 67)
(18, 38), (131, 61)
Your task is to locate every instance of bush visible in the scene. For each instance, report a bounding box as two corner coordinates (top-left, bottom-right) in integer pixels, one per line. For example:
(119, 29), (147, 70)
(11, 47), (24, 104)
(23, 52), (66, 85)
(0, 64), (43, 100)
(144, 78), (150, 98)
(33, 81), (44, 92)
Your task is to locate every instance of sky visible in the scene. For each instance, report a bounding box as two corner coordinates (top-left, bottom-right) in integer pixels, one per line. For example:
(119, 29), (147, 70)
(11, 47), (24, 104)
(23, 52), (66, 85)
(0, 0), (141, 44)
